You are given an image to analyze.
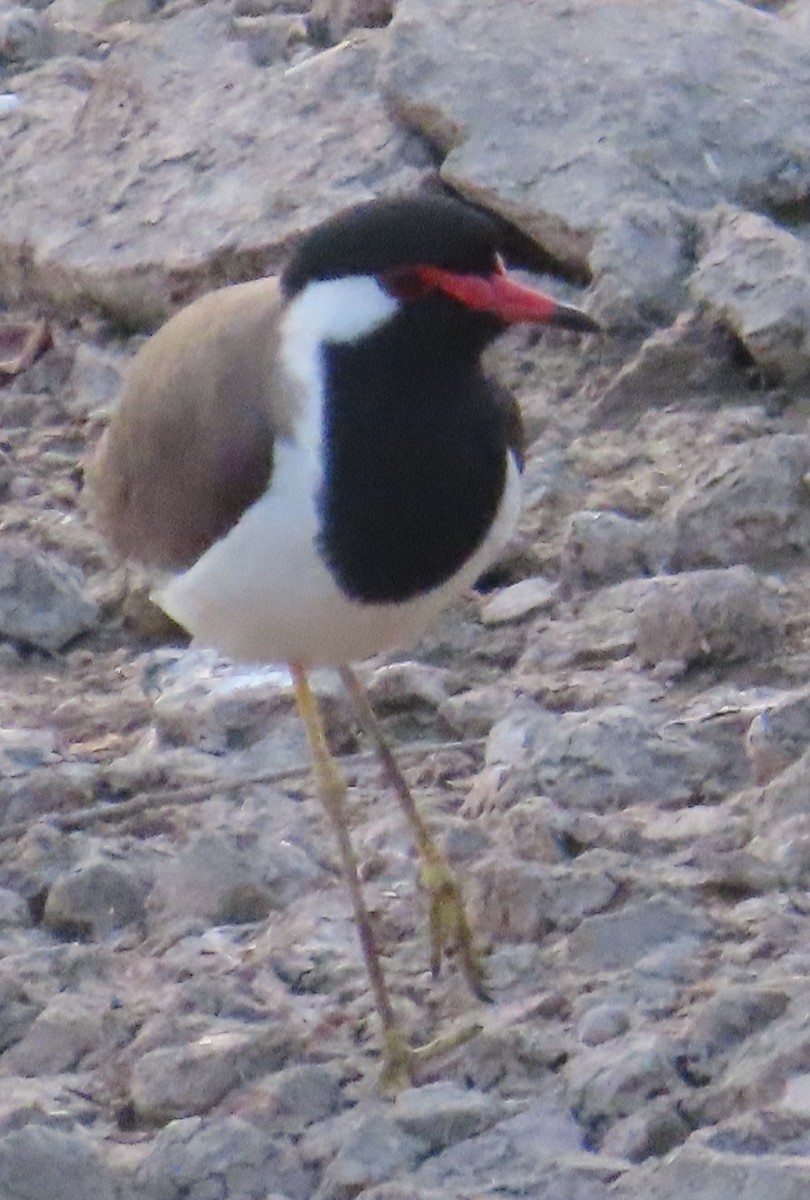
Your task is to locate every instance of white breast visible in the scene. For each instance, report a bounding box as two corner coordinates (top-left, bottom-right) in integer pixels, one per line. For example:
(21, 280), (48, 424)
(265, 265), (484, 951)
(156, 445), (521, 669)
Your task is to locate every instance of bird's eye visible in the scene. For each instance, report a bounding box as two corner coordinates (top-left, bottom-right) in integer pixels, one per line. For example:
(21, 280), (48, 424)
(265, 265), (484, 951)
(378, 268), (432, 301)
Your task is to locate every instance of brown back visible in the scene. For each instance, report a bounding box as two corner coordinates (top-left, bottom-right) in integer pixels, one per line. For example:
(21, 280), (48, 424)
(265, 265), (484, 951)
(87, 277), (297, 571)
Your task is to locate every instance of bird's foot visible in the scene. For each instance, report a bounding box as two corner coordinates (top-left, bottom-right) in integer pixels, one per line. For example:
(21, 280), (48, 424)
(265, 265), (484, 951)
(378, 1020), (482, 1096)
(419, 854), (491, 1003)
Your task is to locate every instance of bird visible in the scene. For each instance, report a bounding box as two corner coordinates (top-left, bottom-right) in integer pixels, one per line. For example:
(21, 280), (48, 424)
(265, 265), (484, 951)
(86, 193), (598, 1091)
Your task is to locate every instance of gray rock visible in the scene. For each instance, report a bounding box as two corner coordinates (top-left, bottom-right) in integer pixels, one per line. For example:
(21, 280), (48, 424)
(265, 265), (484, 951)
(392, 1082), (506, 1153)
(151, 657), (298, 754)
(0, 540), (98, 652)
(685, 985), (790, 1065)
(0, 6), (48, 65)
(578, 1003), (632, 1047)
(560, 511), (670, 593)
(0, 15), (428, 328)
(565, 1034), (682, 1138)
(635, 566), (779, 670)
(382, 0), (810, 269)
(471, 858), (618, 942)
(745, 688), (810, 785)
(134, 1115), (312, 1200)
(314, 1114), (427, 1200)
(130, 1025), (295, 1120)
(567, 897), (709, 970)
(0, 1124), (117, 1200)
(600, 1097), (690, 1162)
(613, 1144), (810, 1200)
(479, 576), (555, 625)
(65, 342), (125, 417)
(43, 858), (148, 939)
(308, 0), (393, 45)
(0, 887), (30, 930)
(1, 991), (109, 1075)
(239, 1064), (344, 1135)
(588, 200), (693, 330)
(636, 937), (705, 984)
(412, 1100), (610, 1195)
(149, 825), (323, 926)
(467, 699), (725, 816)
(0, 760), (97, 827)
(690, 208), (810, 383)
(364, 660), (458, 712)
(668, 433), (810, 571)
(590, 311), (744, 428)
(229, 13), (302, 68)
(759, 749), (810, 824)
(0, 976), (42, 1054)
(0, 727), (58, 777)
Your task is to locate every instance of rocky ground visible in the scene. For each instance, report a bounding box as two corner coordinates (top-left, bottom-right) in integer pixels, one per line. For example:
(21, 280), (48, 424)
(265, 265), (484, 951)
(3, 0), (810, 1197)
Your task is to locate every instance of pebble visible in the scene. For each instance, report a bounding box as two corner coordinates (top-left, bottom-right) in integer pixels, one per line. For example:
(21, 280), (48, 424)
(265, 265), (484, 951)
(479, 575), (555, 624)
(0, 1124), (117, 1200)
(392, 1082), (506, 1153)
(578, 1003), (632, 1046)
(567, 897), (709, 970)
(133, 1116), (312, 1200)
(43, 858), (148, 939)
(0, 541), (98, 653)
(314, 1114), (427, 1200)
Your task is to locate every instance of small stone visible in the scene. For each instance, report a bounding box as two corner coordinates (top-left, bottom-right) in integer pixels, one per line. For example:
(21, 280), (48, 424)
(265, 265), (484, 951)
(588, 199), (692, 330)
(438, 685), (511, 738)
(635, 566), (778, 669)
(364, 661), (457, 712)
(308, 0), (393, 46)
(228, 14), (298, 66)
(43, 859), (148, 939)
(0, 727), (58, 777)
(0, 541), (98, 652)
(565, 1034), (682, 1138)
(745, 689), (810, 785)
(315, 1114), (427, 1200)
(578, 1003), (631, 1047)
(591, 311), (742, 427)
(690, 207), (810, 383)
(0, 1125), (117, 1200)
(0, 6), (48, 64)
(65, 342), (124, 416)
(669, 433), (810, 570)
(685, 985), (790, 1064)
(130, 1026), (296, 1121)
(134, 1116), (311, 1200)
(600, 1097), (690, 1162)
(479, 576), (555, 624)
(0, 977), (42, 1054)
(392, 1082), (505, 1153)
(568, 897), (708, 970)
(239, 1065), (344, 1135)
(560, 511), (671, 593)
(1, 992), (108, 1075)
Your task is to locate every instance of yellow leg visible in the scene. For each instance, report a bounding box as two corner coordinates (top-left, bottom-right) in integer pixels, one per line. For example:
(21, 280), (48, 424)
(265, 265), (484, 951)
(338, 664), (490, 1003)
(291, 664), (480, 1094)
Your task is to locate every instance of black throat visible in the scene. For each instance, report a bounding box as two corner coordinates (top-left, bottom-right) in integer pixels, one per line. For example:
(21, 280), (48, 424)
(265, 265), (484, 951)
(317, 298), (512, 605)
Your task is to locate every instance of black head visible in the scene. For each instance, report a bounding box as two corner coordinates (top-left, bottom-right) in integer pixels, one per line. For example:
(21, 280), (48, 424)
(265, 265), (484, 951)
(281, 195), (501, 299)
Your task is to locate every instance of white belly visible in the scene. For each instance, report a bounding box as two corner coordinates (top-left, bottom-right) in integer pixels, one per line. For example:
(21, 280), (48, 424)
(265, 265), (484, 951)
(156, 442), (521, 669)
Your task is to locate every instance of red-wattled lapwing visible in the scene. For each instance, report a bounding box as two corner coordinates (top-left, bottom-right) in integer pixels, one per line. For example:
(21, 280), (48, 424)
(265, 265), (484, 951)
(87, 194), (597, 1091)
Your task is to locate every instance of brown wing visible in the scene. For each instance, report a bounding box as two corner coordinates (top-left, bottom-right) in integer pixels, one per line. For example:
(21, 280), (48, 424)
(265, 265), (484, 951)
(86, 277), (297, 571)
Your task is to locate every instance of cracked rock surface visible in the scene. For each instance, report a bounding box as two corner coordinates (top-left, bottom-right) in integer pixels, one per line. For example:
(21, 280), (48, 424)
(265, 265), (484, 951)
(4, 1), (810, 1198)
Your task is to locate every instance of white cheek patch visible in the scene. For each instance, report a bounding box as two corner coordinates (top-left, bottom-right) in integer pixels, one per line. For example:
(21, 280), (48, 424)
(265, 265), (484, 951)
(278, 275), (399, 455)
(281, 274), (397, 367)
